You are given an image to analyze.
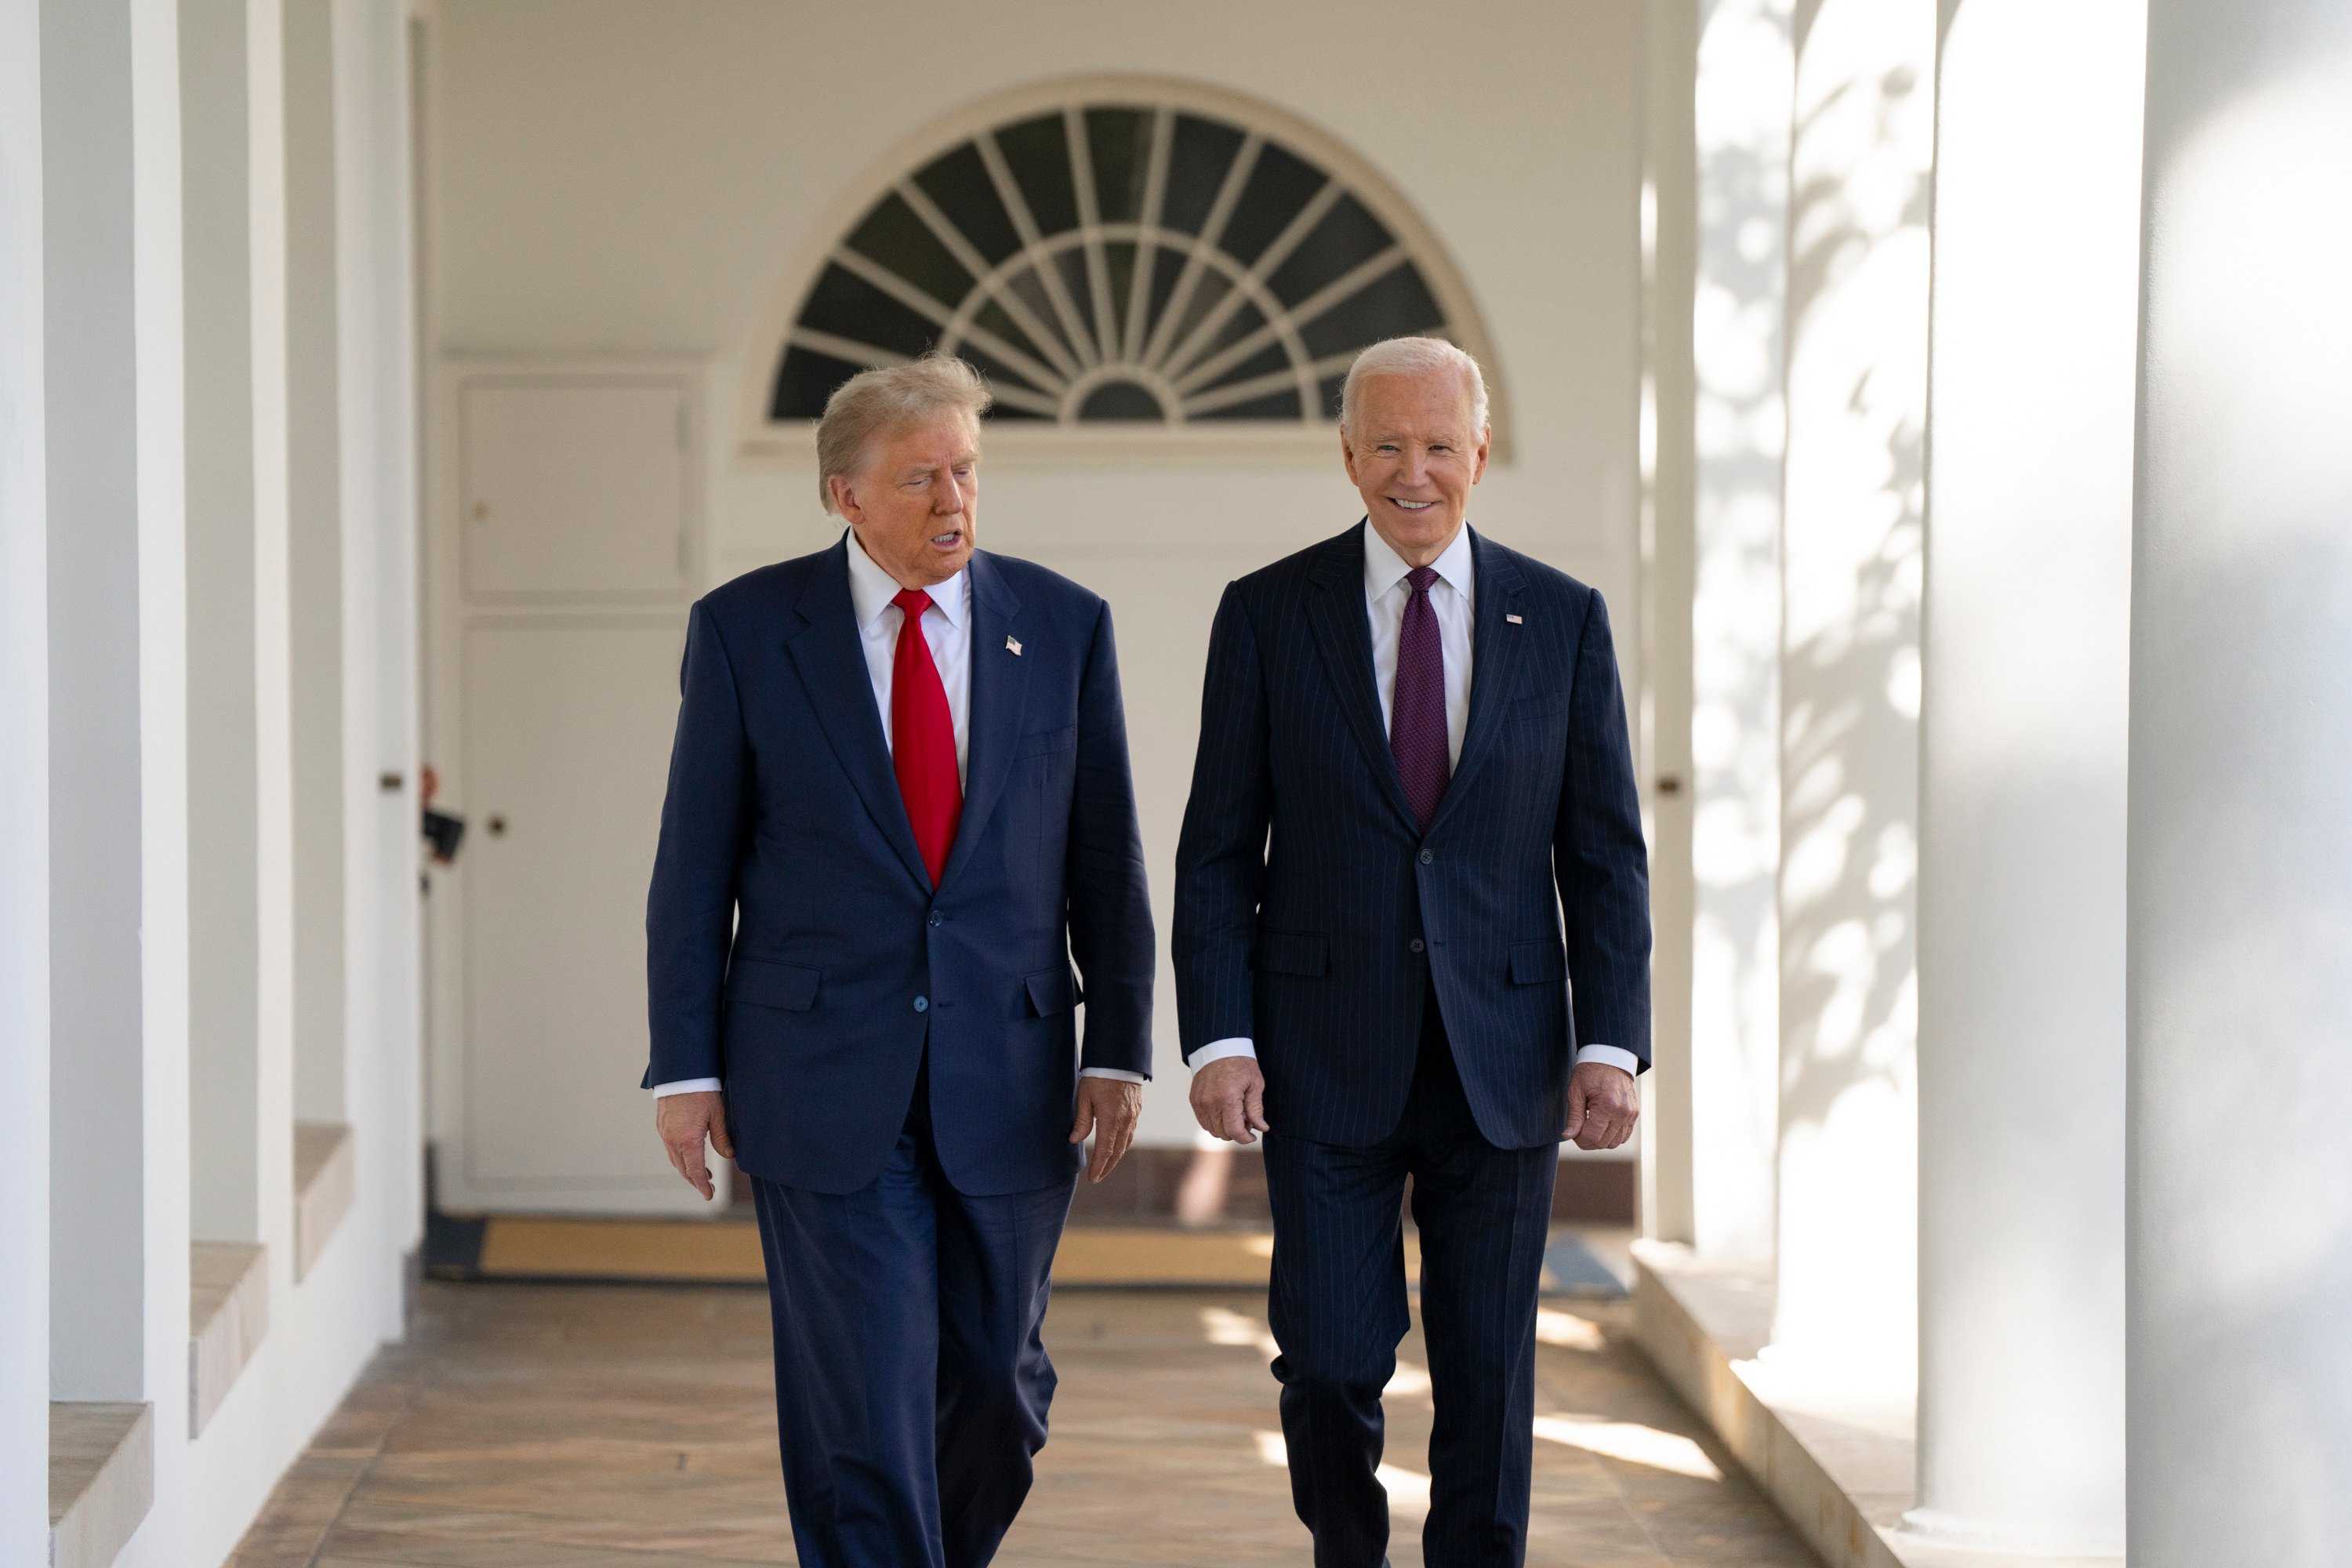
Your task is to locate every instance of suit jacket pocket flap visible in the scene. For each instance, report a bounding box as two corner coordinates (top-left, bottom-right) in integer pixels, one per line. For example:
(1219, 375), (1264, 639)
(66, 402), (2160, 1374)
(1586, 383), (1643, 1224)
(1508, 940), (1566, 985)
(1251, 930), (1330, 977)
(1025, 966), (1079, 1017)
(727, 958), (821, 1011)
(1015, 724), (1079, 758)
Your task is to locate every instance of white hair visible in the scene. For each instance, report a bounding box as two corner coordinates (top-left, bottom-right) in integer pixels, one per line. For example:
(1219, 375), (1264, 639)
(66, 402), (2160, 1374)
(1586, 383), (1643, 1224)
(1338, 336), (1489, 438)
(816, 354), (993, 513)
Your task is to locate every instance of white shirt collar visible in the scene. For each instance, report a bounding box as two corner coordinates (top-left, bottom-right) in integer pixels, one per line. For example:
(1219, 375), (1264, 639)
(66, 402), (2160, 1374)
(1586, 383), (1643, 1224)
(845, 528), (968, 630)
(1363, 518), (1475, 605)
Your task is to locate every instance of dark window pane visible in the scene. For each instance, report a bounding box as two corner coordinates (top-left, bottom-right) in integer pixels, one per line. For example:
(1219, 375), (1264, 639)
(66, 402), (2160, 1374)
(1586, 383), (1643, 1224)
(1181, 296), (1270, 375)
(1144, 244), (1186, 332)
(1004, 267), (1080, 363)
(1078, 379), (1166, 421)
(1317, 372), (1348, 420)
(994, 114), (1080, 235)
(1165, 270), (1234, 354)
(1200, 339), (1290, 391)
(796, 262), (939, 360)
(1160, 114), (1245, 235)
(1297, 262), (1445, 359)
(1219, 142), (1325, 267)
(1085, 107), (1151, 223)
(1265, 194), (1394, 308)
(971, 297), (1051, 370)
(1103, 241), (1138, 338)
(1052, 247), (1098, 341)
(771, 344), (865, 419)
(1191, 387), (1303, 421)
(957, 344), (1047, 401)
(913, 143), (1022, 265)
(844, 192), (974, 309)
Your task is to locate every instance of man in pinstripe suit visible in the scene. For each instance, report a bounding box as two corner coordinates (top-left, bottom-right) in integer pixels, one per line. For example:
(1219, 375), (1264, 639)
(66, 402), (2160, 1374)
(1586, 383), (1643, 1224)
(1174, 337), (1650, 1567)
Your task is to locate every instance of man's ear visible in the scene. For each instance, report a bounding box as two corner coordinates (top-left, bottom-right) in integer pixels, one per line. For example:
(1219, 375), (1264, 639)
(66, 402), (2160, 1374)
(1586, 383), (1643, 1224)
(828, 472), (861, 523)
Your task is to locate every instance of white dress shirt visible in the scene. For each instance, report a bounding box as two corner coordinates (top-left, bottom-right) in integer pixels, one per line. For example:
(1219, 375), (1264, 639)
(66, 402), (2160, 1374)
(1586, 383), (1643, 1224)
(1190, 522), (1642, 1083)
(655, 532), (1141, 1098)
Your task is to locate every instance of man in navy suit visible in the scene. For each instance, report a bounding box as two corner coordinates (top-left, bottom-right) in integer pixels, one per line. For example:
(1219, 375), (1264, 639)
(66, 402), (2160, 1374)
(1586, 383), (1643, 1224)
(644, 356), (1154, 1568)
(1175, 337), (1650, 1567)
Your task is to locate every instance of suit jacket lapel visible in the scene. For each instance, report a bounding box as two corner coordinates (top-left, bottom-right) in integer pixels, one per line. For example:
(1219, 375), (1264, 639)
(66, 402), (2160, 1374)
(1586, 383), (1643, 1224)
(1428, 528), (1527, 830)
(939, 551), (1029, 890)
(1306, 523), (1421, 835)
(781, 539), (931, 890)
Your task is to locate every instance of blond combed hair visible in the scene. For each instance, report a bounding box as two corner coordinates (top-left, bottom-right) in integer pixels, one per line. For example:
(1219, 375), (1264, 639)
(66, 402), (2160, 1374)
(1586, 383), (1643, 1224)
(1339, 336), (1490, 439)
(815, 354), (994, 513)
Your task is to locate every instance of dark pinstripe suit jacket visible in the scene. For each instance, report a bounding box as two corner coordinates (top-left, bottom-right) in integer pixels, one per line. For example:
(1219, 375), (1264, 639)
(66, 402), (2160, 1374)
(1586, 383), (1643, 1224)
(1173, 522), (1650, 1150)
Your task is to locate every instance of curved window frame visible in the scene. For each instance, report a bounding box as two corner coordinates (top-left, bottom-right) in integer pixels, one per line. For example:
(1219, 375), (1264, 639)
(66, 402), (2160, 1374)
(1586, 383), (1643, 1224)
(735, 74), (1508, 465)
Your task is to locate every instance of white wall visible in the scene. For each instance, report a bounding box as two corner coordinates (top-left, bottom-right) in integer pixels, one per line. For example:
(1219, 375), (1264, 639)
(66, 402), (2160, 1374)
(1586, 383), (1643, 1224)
(425, 0), (1647, 1148)
(1, 0), (53, 1550)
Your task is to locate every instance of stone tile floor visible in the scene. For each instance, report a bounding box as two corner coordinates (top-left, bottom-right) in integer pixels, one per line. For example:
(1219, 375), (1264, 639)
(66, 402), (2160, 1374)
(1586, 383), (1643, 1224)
(231, 1280), (1821, 1566)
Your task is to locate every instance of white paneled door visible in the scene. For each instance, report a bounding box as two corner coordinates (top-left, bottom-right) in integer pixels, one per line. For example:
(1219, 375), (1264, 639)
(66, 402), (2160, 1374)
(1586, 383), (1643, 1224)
(432, 365), (710, 1213)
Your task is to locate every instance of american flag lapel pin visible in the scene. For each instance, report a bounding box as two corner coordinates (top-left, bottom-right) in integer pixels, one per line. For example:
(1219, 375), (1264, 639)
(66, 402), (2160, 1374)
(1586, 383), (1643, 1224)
(1505, 613), (1524, 625)
(1006, 635), (1022, 656)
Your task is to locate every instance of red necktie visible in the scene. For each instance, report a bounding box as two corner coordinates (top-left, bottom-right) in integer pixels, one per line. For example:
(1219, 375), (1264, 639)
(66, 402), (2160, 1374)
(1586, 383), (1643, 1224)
(890, 589), (962, 885)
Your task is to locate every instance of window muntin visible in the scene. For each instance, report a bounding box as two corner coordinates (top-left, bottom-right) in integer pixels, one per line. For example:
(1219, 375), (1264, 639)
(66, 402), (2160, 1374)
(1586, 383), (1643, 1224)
(769, 101), (1462, 426)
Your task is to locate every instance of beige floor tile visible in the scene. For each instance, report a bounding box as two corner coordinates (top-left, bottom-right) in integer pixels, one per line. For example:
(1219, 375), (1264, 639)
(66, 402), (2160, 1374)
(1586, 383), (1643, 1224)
(238, 1278), (1822, 1567)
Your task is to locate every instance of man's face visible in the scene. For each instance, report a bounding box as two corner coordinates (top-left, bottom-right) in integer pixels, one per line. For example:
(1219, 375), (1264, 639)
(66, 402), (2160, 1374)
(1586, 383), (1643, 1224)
(830, 412), (981, 588)
(1340, 369), (1490, 565)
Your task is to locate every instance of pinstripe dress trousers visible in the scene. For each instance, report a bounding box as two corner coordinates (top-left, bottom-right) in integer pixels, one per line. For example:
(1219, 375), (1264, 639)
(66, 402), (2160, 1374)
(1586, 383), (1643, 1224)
(1263, 989), (1560, 1568)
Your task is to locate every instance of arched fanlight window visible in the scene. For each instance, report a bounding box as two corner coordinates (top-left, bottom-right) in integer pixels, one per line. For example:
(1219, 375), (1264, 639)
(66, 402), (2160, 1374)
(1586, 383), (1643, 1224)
(758, 82), (1494, 432)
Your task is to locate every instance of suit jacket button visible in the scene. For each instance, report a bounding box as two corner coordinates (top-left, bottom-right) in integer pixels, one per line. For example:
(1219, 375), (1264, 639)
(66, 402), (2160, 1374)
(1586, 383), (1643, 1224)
(1410, 938), (1425, 953)
(928, 911), (943, 927)
(1419, 848), (1435, 865)
(913, 996), (930, 1013)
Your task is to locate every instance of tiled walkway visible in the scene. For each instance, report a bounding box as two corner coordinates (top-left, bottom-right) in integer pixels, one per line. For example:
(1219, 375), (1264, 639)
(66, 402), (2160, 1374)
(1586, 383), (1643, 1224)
(231, 1280), (1821, 1566)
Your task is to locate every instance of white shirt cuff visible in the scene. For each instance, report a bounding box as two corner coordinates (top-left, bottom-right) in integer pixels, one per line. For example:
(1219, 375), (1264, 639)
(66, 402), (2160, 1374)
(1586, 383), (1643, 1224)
(1189, 1037), (1258, 1069)
(1575, 1044), (1640, 1076)
(651, 1077), (723, 1098)
(1080, 1067), (1146, 1083)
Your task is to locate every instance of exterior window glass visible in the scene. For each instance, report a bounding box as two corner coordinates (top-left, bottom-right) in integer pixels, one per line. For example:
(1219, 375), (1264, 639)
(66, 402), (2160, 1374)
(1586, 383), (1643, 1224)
(768, 97), (1465, 426)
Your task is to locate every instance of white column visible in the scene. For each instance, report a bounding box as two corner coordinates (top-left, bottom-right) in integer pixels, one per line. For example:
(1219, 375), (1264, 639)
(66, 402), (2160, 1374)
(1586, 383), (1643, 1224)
(1905, 0), (2140, 1553)
(0, 0), (52, 1552)
(2129, 3), (2352, 1563)
(1637, 0), (1699, 1242)
(245, 0), (299, 1289)
(287, 0), (347, 1127)
(336, 0), (425, 1282)
(182, 0), (265, 1245)
(1682, 0), (1791, 1261)
(1767, 0), (1931, 1384)
(43, 0), (156, 1407)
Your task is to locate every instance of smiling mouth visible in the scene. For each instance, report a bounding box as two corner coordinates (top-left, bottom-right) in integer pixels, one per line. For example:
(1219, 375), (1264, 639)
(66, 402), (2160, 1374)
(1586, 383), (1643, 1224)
(1390, 499), (1437, 513)
(928, 529), (965, 546)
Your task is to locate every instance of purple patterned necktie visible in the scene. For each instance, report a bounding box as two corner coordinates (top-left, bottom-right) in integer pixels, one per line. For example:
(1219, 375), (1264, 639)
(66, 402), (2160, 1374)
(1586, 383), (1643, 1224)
(1391, 565), (1450, 831)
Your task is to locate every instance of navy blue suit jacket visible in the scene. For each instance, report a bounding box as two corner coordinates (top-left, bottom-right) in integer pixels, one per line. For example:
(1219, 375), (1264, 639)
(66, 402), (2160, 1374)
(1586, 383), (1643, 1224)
(1173, 522), (1650, 1150)
(644, 538), (1154, 1196)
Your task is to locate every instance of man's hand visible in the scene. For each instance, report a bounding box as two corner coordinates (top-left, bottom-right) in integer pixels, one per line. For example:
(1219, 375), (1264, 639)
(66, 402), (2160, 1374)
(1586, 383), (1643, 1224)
(655, 1090), (735, 1201)
(1069, 1077), (1142, 1185)
(1564, 1063), (1638, 1151)
(1190, 1057), (1270, 1145)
